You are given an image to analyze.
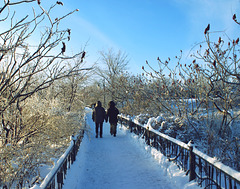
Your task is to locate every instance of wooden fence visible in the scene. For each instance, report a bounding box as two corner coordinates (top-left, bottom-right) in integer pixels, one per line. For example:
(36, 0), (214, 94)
(119, 115), (240, 189)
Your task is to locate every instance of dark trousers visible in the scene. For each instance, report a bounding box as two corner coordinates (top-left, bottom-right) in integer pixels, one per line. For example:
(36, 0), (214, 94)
(110, 123), (117, 135)
(95, 122), (103, 137)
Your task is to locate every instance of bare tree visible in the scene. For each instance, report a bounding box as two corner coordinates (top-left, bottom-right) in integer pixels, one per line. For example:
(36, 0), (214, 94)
(191, 20), (240, 137)
(0, 1), (87, 113)
(140, 16), (240, 170)
(0, 1), (91, 187)
(96, 49), (129, 103)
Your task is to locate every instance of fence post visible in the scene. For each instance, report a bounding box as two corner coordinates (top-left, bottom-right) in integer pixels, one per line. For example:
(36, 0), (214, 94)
(119, 116), (122, 127)
(57, 169), (63, 189)
(145, 127), (150, 145)
(71, 134), (76, 163)
(129, 119), (133, 132)
(188, 140), (196, 181)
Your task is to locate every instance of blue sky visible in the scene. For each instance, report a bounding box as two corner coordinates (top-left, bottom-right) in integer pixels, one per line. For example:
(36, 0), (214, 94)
(60, 0), (240, 74)
(3, 0), (240, 74)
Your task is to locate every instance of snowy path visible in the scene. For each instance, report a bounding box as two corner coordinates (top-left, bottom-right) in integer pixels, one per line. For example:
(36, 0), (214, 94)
(62, 109), (199, 189)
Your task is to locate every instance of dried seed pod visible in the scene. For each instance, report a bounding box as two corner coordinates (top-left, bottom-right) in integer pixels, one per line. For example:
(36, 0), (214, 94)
(204, 24), (210, 34)
(236, 38), (239, 44)
(56, 1), (64, 5)
(233, 14), (237, 21)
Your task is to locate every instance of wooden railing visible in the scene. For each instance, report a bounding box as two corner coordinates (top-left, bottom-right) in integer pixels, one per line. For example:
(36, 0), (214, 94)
(31, 130), (84, 189)
(119, 115), (240, 189)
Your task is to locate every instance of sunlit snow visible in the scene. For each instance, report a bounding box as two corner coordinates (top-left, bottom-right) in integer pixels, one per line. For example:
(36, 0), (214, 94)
(60, 109), (200, 189)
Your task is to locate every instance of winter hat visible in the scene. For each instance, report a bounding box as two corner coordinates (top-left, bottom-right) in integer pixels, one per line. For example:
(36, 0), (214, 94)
(96, 101), (102, 107)
(109, 101), (115, 107)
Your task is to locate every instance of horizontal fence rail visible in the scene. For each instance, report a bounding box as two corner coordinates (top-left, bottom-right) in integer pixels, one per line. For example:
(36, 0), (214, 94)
(118, 115), (240, 189)
(31, 130), (84, 189)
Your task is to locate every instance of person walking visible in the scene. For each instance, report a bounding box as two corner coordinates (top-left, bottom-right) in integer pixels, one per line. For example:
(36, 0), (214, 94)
(92, 101), (106, 138)
(106, 101), (119, 137)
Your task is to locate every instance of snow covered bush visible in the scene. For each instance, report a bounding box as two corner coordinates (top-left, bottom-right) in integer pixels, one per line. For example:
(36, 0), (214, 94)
(134, 14), (240, 171)
(134, 114), (151, 125)
(0, 0), (90, 187)
(0, 92), (85, 188)
(131, 107), (239, 171)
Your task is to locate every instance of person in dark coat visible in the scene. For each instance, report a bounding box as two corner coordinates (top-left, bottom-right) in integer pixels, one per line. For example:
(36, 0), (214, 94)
(92, 101), (106, 138)
(106, 101), (119, 137)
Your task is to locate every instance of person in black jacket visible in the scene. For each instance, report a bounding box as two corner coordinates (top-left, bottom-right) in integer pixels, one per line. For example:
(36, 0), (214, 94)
(92, 101), (106, 138)
(106, 101), (119, 137)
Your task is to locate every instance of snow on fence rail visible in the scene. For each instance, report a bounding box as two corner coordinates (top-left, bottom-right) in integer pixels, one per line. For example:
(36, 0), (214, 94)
(31, 130), (84, 189)
(119, 115), (240, 189)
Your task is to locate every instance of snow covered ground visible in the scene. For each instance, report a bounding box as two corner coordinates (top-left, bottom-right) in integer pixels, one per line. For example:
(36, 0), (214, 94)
(62, 109), (200, 189)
